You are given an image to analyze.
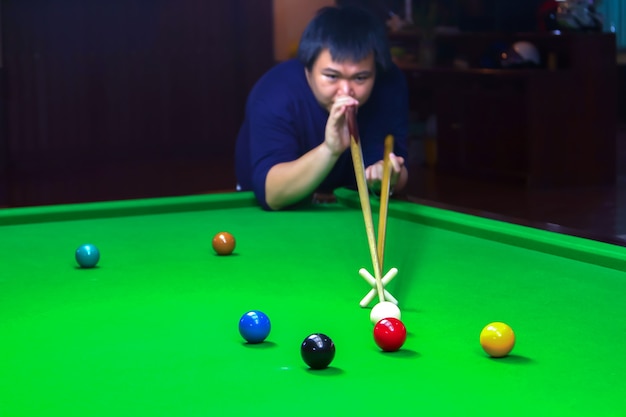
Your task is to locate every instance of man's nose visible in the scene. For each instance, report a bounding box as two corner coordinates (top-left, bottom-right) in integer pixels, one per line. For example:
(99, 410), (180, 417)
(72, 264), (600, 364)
(338, 79), (351, 95)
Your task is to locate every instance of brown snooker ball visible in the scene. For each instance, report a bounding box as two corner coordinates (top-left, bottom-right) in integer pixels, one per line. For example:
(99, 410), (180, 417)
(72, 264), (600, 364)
(212, 231), (236, 256)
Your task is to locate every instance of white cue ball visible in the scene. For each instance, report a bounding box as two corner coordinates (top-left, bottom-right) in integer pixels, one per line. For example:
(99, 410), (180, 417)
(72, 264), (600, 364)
(370, 301), (401, 325)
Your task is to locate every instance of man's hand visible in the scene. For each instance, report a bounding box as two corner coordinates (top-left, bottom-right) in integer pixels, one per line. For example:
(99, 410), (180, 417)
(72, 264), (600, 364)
(324, 95), (359, 156)
(365, 153), (406, 192)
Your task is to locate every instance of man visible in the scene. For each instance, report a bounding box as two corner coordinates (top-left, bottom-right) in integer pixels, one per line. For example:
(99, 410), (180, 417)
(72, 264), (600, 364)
(235, 5), (409, 210)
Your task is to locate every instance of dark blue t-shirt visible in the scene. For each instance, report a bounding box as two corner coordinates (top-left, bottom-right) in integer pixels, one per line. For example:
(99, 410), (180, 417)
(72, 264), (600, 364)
(235, 59), (408, 210)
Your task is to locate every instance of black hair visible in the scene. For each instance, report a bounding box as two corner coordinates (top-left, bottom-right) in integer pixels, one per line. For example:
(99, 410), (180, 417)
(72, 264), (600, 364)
(297, 6), (392, 73)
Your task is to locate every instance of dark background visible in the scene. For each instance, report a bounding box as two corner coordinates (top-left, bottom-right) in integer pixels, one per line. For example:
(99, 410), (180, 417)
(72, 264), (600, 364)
(0, 0), (273, 206)
(0, 0), (622, 208)
(338, 0), (546, 32)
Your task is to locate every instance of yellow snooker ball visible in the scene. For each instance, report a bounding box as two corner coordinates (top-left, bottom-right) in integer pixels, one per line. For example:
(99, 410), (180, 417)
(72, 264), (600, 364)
(480, 322), (515, 358)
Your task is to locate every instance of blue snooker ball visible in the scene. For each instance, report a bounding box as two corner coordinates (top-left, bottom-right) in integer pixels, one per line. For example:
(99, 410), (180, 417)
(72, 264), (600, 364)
(238, 310), (271, 344)
(75, 244), (100, 268)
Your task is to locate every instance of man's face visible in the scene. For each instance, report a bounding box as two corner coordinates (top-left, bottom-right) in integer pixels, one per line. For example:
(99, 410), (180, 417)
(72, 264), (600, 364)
(305, 48), (376, 111)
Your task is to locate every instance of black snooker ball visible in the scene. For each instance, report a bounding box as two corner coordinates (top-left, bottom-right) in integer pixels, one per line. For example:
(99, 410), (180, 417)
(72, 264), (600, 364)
(300, 333), (335, 370)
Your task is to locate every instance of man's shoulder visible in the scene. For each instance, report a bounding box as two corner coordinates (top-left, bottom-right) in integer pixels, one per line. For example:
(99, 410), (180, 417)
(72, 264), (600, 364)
(359, 62), (408, 121)
(252, 60), (306, 95)
(246, 60), (312, 117)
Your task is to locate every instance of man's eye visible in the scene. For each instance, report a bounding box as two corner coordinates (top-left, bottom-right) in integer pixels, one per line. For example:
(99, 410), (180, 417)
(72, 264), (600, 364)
(324, 74), (338, 80)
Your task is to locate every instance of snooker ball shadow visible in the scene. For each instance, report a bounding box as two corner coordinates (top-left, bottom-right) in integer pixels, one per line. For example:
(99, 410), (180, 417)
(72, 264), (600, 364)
(74, 266), (101, 270)
(304, 366), (344, 376)
(378, 348), (420, 359)
(484, 353), (533, 364)
(241, 340), (278, 349)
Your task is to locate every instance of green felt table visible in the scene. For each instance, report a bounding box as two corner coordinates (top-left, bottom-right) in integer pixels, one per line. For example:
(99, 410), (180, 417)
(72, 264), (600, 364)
(1, 189), (625, 417)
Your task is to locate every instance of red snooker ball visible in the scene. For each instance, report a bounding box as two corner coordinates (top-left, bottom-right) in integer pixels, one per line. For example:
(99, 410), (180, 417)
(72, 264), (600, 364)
(212, 231), (236, 256)
(373, 317), (407, 352)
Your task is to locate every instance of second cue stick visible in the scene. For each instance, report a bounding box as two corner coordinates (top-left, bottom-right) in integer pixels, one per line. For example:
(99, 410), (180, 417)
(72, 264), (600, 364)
(377, 134), (394, 272)
(347, 107), (385, 304)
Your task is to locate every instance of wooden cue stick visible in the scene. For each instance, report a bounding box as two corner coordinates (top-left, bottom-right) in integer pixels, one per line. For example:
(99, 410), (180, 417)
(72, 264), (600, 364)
(377, 134), (394, 271)
(347, 107), (385, 304)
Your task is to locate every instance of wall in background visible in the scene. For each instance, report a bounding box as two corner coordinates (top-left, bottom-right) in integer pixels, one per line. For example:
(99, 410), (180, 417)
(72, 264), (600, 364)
(0, 0), (274, 207)
(273, 0), (334, 61)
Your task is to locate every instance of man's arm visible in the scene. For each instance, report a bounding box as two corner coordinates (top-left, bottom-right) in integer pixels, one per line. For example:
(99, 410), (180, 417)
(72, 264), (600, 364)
(264, 95), (358, 210)
(264, 143), (339, 210)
